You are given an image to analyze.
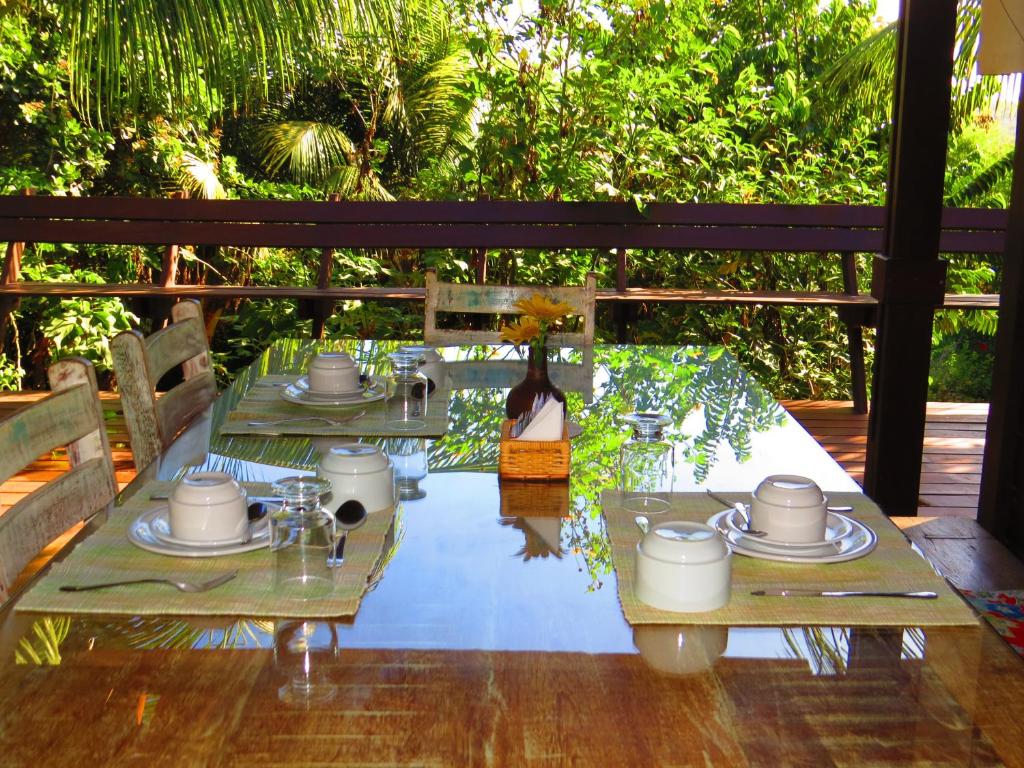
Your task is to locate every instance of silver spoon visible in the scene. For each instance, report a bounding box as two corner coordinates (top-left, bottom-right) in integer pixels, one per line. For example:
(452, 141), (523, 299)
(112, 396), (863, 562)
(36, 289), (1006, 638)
(328, 500), (368, 567)
(705, 490), (767, 537)
(635, 515), (650, 535)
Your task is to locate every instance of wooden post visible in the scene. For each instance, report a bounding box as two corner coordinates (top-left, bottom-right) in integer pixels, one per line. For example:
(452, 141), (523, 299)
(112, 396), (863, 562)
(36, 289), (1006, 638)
(863, 0), (956, 515)
(0, 189), (33, 349)
(614, 247), (630, 343)
(839, 252), (869, 415)
(147, 190), (187, 327)
(978, 81), (1024, 555)
(310, 193), (341, 338)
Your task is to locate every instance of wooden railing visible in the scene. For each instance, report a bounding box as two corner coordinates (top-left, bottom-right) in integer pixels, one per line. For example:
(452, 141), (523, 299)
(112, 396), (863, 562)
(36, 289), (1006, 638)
(0, 195), (1006, 412)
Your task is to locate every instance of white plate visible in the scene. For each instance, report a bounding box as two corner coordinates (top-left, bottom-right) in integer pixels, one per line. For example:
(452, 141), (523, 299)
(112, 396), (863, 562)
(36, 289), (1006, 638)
(128, 505), (270, 558)
(707, 509), (878, 564)
(146, 504), (270, 548)
(716, 508), (854, 549)
(280, 376), (385, 406)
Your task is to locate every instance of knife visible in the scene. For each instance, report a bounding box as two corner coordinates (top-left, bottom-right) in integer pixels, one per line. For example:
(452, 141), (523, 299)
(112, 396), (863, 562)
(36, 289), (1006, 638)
(751, 589), (938, 599)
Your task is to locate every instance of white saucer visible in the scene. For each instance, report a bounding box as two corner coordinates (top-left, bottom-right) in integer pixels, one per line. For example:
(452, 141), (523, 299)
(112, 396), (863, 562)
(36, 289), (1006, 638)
(707, 509), (877, 564)
(281, 376), (385, 406)
(128, 505), (270, 558)
(716, 508), (854, 549)
(145, 504), (270, 548)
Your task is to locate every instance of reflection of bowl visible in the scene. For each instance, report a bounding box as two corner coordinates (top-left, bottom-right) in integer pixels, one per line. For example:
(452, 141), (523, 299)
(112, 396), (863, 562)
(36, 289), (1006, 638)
(635, 522), (731, 612)
(633, 625), (729, 676)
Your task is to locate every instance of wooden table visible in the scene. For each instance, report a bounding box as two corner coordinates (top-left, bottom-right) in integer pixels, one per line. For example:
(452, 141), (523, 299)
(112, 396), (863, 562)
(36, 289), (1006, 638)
(1, 341), (1020, 766)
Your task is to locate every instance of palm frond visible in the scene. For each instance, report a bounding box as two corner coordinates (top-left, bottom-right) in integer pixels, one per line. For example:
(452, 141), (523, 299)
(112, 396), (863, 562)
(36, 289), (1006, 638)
(255, 120), (357, 183)
(46, 0), (347, 124)
(947, 145), (1016, 205)
(178, 152), (226, 199)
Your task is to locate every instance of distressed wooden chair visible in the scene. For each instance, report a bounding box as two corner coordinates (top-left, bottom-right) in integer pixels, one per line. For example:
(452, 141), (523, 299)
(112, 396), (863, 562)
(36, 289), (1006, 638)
(0, 358), (118, 604)
(111, 299), (217, 472)
(424, 270), (598, 346)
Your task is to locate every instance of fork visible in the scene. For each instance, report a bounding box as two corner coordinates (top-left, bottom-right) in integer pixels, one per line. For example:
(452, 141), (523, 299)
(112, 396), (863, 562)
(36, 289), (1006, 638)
(247, 411), (365, 427)
(60, 570), (238, 593)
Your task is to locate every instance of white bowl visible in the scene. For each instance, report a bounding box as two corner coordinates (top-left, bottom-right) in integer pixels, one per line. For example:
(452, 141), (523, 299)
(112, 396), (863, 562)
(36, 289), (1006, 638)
(634, 521), (731, 613)
(751, 475), (827, 543)
(307, 353), (360, 394)
(168, 472), (247, 542)
(633, 625), (729, 676)
(752, 474), (824, 508)
(318, 443), (394, 514)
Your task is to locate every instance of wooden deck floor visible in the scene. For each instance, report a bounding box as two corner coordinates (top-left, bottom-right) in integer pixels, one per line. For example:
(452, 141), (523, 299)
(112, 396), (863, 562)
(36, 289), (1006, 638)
(781, 399), (987, 518)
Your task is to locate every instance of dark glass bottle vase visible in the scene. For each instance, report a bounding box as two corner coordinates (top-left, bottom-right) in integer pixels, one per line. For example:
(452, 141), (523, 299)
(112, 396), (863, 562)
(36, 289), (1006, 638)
(505, 345), (566, 419)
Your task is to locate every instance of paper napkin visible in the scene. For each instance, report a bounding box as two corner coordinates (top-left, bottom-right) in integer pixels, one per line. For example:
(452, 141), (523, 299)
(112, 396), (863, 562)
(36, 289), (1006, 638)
(516, 397), (564, 441)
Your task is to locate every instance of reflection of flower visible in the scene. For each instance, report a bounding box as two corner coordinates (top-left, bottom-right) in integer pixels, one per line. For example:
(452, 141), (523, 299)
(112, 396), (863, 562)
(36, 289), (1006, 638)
(499, 293), (576, 352)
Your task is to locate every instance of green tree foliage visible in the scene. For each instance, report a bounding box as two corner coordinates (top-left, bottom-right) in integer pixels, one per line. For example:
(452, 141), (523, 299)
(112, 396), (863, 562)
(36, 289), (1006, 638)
(0, 0), (1014, 399)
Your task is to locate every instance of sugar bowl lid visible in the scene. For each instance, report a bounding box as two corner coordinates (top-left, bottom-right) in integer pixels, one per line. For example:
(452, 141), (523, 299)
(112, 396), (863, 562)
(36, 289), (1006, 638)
(320, 442), (391, 475)
(638, 521), (729, 564)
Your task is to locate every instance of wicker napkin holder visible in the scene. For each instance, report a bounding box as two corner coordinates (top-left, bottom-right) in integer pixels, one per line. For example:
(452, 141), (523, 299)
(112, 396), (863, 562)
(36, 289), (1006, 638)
(499, 419), (570, 480)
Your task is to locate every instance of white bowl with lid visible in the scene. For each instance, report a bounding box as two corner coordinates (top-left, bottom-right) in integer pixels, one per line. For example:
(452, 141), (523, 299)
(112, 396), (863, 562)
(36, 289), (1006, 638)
(168, 471), (248, 542)
(317, 442), (394, 514)
(634, 521), (732, 613)
(307, 352), (360, 394)
(750, 474), (827, 543)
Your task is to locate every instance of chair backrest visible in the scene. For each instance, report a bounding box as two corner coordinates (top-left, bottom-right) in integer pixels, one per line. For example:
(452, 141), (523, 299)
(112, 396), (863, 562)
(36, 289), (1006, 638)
(424, 270), (597, 346)
(0, 358), (117, 603)
(111, 300), (217, 472)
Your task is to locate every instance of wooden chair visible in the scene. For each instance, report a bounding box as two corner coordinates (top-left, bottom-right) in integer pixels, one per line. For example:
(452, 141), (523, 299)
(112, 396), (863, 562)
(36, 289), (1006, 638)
(111, 300), (217, 472)
(0, 358), (117, 604)
(424, 270), (598, 346)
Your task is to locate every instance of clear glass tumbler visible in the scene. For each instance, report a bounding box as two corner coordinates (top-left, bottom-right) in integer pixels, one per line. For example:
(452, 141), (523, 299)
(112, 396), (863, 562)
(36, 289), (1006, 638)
(385, 351), (429, 430)
(388, 437), (428, 500)
(620, 412), (674, 514)
(270, 476), (336, 600)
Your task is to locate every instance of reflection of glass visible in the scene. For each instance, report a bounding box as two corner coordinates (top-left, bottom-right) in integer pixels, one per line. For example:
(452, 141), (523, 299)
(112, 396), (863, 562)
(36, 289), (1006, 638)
(620, 412), (674, 514)
(388, 437), (428, 500)
(270, 476), (336, 600)
(386, 352), (428, 430)
(274, 620), (338, 706)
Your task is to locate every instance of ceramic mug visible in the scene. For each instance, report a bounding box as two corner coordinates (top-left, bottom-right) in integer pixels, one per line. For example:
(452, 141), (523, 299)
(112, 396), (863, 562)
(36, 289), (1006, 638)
(307, 352), (360, 394)
(168, 471), (248, 542)
(317, 443), (395, 515)
(634, 521), (732, 612)
(749, 474), (827, 543)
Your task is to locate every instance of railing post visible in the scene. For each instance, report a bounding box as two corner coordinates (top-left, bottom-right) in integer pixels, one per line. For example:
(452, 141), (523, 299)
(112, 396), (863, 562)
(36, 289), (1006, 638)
(839, 252), (869, 414)
(978, 80), (1024, 556)
(474, 247), (487, 285)
(0, 188), (33, 350)
(309, 193), (341, 338)
(613, 247), (631, 343)
(148, 190), (186, 327)
(864, 0), (956, 515)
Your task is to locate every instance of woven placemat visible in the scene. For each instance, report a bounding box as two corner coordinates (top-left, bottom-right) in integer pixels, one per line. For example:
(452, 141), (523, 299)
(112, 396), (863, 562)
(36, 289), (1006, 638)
(217, 375), (449, 438)
(16, 481), (396, 619)
(605, 491), (978, 626)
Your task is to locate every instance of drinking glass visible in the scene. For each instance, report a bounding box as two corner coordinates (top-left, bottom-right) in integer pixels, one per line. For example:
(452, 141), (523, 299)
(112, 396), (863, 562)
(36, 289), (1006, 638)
(619, 412), (674, 514)
(388, 437), (428, 500)
(270, 476), (336, 600)
(385, 352), (428, 430)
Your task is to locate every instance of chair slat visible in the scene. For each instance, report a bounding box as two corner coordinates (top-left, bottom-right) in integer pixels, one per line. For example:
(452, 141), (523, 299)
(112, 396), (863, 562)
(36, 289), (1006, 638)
(156, 373), (217, 446)
(145, 316), (209, 383)
(0, 384), (103, 483)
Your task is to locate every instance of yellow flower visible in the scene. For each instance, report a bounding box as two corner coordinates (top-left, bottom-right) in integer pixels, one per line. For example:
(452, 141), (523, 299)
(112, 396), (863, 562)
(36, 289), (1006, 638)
(513, 293), (576, 322)
(499, 316), (542, 346)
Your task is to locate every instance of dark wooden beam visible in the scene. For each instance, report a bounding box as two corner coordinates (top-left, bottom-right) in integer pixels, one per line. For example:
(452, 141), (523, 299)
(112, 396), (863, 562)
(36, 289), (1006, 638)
(864, 0), (957, 514)
(978, 81), (1024, 555)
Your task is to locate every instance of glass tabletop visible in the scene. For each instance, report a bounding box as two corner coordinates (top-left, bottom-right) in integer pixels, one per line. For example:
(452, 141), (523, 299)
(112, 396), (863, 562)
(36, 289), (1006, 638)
(0, 341), (1017, 766)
